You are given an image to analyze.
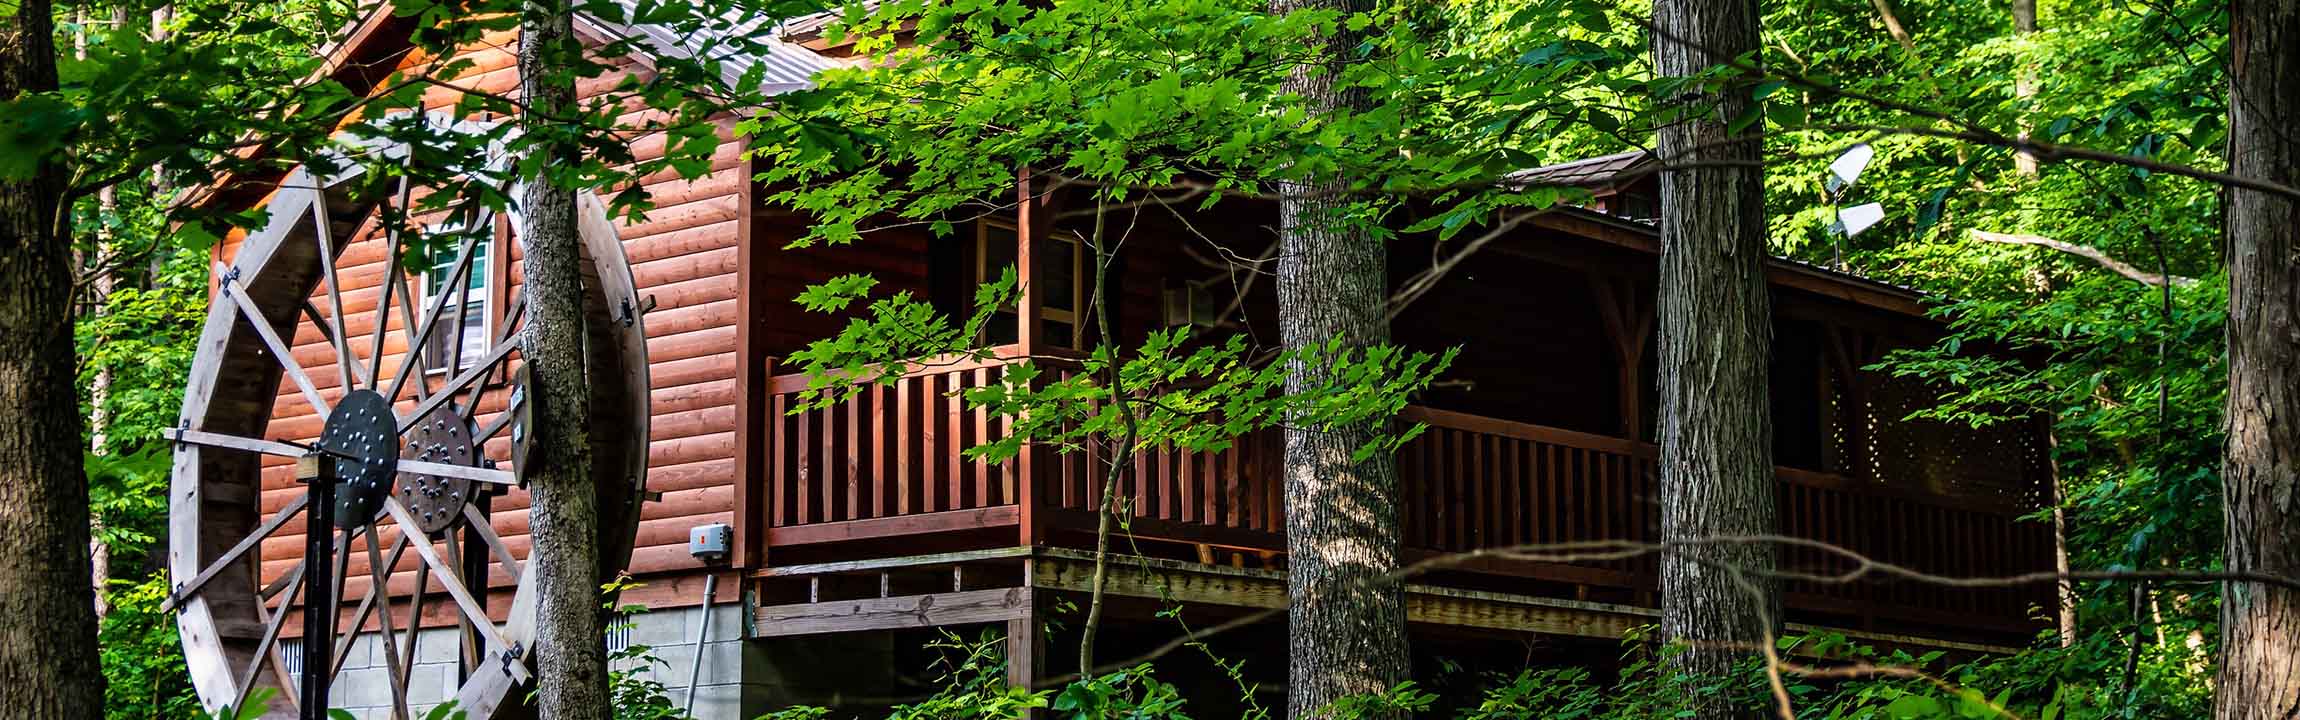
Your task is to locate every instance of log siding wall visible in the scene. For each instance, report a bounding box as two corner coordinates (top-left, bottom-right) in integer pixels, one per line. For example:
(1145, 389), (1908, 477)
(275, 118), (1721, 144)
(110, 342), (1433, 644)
(231, 29), (747, 619)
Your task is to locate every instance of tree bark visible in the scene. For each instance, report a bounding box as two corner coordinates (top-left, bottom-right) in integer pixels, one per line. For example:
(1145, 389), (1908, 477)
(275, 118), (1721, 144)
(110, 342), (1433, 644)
(2217, 1), (2300, 717)
(1269, 2), (1410, 717)
(0, 1), (108, 716)
(519, 3), (609, 718)
(1651, 0), (1779, 704)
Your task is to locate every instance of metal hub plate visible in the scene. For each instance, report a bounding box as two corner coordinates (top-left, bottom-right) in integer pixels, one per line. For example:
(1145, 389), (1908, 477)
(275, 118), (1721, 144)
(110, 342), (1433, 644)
(397, 402), (477, 534)
(317, 390), (400, 528)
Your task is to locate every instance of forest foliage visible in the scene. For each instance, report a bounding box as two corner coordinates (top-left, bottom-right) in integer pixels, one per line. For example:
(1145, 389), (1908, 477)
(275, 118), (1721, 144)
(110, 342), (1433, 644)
(1, 0), (2242, 715)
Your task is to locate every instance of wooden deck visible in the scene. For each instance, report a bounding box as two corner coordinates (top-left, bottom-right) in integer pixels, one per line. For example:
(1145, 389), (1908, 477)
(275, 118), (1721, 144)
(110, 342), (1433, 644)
(745, 348), (2056, 645)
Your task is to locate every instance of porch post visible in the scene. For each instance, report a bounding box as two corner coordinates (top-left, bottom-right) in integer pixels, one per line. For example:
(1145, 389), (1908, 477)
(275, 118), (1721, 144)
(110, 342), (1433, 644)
(1588, 275), (1652, 440)
(1014, 168), (1043, 356)
(1006, 561), (1043, 703)
(1014, 168), (1045, 546)
(734, 156), (765, 569)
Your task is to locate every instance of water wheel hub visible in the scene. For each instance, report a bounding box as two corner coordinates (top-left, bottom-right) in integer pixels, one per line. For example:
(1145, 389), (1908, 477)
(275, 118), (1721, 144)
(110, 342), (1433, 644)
(316, 389), (401, 528)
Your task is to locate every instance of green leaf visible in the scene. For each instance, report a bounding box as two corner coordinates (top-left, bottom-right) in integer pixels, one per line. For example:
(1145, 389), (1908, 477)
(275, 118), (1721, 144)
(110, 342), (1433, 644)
(1885, 694), (1943, 718)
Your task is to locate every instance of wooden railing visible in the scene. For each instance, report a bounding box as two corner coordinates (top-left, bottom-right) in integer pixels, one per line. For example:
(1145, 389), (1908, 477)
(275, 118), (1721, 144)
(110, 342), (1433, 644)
(762, 353), (1024, 538)
(758, 353), (2052, 634)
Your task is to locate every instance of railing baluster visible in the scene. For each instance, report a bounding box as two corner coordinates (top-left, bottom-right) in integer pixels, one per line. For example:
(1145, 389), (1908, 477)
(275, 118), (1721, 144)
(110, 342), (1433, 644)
(1189, 445), (1203, 522)
(795, 403), (812, 525)
(867, 383), (884, 519)
(945, 371), (964, 509)
(897, 377), (912, 515)
(1470, 432), (1487, 548)
(771, 393), (787, 527)
(1505, 439), (1522, 547)
(970, 368), (988, 506)
(845, 390), (861, 521)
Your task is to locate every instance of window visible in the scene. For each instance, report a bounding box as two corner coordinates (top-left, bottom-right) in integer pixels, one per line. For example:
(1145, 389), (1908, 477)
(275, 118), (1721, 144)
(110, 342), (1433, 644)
(976, 220), (1085, 349)
(421, 219), (494, 375)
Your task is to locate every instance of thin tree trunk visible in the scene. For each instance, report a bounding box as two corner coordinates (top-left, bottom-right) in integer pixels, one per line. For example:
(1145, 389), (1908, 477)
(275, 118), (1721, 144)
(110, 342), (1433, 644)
(2012, 0), (2041, 175)
(2048, 430), (2076, 647)
(1269, 2), (1410, 716)
(76, 10), (121, 622)
(519, 3), (609, 717)
(2216, 1), (2300, 717)
(1651, 0), (1778, 705)
(1, 1), (107, 716)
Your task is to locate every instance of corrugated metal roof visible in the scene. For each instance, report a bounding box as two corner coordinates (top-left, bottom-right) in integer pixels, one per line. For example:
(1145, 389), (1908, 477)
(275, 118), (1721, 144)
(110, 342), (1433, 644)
(777, 3), (874, 42)
(1537, 175), (1932, 306)
(580, 3), (848, 93)
(1506, 149), (1653, 188)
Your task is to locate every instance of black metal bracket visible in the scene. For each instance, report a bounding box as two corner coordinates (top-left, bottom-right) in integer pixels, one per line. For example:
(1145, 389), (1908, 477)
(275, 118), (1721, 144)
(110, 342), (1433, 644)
(617, 294), (659, 327)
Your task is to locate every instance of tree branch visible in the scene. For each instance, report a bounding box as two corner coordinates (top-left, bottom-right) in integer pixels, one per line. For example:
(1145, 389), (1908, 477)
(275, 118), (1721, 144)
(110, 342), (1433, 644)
(1969, 229), (2199, 288)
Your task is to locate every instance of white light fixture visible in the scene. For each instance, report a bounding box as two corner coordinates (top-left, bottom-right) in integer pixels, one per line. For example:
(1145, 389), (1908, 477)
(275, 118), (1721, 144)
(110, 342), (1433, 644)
(1825, 143), (1874, 196)
(1834, 202), (1886, 238)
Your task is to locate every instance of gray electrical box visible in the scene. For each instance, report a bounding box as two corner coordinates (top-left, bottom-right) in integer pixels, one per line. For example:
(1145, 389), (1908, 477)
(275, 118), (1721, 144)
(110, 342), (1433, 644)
(687, 523), (732, 563)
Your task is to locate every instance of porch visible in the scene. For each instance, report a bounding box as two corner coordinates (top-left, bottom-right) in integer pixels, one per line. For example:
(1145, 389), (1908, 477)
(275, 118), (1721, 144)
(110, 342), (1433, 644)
(738, 348), (2055, 647)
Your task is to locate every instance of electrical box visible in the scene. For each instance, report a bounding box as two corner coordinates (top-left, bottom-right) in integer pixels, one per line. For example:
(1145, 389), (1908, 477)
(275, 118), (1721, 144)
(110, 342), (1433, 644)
(687, 523), (733, 563)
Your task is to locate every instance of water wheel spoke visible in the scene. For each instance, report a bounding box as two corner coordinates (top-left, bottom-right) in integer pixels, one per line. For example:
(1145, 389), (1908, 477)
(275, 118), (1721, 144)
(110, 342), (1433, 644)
(214, 260), (332, 416)
(459, 503), (522, 581)
(363, 530), (414, 720)
(397, 340), (518, 436)
(328, 527), (353, 640)
(457, 289), (527, 425)
(440, 207), (497, 384)
(384, 233), (483, 404)
(328, 527), (410, 679)
(301, 299), (370, 391)
(166, 428), (308, 458)
(472, 391), (522, 445)
(400, 459), (516, 486)
(398, 552), (431, 692)
(493, 290), (526, 351)
(311, 196), (364, 392)
(163, 493), (309, 611)
(368, 177), (412, 389)
(392, 271), (432, 404)
(382, 497), (532, 684)
(231, 559), (304, 715)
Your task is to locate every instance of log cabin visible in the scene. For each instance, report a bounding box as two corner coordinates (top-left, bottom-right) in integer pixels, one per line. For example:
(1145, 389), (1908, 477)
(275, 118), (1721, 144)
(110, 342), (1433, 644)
(185, 5), (2059, 718)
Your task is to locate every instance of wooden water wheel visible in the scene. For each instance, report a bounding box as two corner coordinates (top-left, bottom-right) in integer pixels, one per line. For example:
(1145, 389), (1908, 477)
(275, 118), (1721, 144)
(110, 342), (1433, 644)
(166, 127), (651, 718)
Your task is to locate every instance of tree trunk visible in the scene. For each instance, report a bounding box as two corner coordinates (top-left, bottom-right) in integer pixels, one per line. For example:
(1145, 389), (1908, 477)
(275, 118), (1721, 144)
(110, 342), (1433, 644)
(1269, 2), (1410, 717)
(519, 3), (609, 718)
(1651, 0), (1779, 702)
(2217, 1), (2300, 717)
(0, 1), (107, 716)
(2012, 0), (2040, 175)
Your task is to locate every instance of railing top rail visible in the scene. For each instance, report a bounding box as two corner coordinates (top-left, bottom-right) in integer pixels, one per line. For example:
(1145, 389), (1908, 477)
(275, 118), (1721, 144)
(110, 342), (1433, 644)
(1400, 406), (1646, 455)
(1403, 406), (2035, 518)
(765, 344), (1038, 395)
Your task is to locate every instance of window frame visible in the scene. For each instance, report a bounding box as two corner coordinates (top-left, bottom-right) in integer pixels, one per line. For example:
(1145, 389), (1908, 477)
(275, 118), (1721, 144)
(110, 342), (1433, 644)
(976, 219), (1086, 349)
(418, 213), (500, 377)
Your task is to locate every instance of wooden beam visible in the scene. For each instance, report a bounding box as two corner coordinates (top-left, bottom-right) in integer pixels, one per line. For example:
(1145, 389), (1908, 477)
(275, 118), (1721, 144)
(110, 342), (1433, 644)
(762, 505), (1018, 546)
(1029, 552), (1644, 637)
(752, 546), (1033, 578)
(736, 156), (763, 565)
(1026, 549), (2020, 654)
(1006, 580), (1041, 693)
(752, 587), (1033, 637)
